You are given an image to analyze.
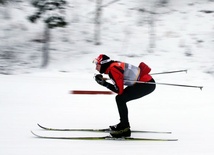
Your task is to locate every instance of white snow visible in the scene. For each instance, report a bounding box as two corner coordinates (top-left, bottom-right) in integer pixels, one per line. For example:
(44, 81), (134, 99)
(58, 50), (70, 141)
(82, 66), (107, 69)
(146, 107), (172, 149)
(0, 0), (214, 155)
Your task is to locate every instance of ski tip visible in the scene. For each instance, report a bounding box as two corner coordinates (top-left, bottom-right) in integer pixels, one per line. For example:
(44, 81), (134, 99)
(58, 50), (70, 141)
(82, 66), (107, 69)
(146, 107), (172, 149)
(37, 123), (48, 130)
(31, 130), (37, 137)
(37, 123), (44, 129)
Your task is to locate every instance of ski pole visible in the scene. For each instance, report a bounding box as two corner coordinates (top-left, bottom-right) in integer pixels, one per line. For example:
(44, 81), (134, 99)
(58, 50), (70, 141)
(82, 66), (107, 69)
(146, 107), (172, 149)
(103, 77), (203, 90)
(126, 80), (203, 90)
(151, 69), (187, 75)
(103, 69), (187, 80)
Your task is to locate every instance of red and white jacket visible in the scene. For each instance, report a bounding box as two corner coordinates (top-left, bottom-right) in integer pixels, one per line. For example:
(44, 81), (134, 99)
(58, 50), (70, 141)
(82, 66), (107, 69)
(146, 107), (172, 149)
(104, 61), (152, 95)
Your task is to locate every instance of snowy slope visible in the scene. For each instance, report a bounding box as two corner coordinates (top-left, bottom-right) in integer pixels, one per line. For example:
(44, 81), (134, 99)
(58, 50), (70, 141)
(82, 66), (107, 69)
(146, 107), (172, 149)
(0, 71), (213, 155)
(0, 0), (214, 155)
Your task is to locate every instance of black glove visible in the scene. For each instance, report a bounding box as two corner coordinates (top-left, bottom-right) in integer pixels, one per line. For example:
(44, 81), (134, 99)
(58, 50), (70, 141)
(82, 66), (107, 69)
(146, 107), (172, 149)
(95, 74), (106, 86)
(95, 74), (117, 92)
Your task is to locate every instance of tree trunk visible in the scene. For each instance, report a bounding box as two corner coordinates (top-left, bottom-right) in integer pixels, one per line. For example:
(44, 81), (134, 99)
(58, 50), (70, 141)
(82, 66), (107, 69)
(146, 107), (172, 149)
(148, 12), (156, 53)
(41, 25), (50, 68)
(148, 1), (157, 53)
(94, 0), (102, 45)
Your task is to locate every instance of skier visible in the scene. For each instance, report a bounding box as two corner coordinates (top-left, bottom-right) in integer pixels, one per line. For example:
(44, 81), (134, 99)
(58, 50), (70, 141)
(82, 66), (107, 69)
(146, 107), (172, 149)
(93, 54), (156, 138)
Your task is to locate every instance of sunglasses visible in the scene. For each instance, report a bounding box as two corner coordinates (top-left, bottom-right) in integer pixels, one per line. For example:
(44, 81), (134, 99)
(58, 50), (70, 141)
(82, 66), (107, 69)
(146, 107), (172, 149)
(92, 59), (99, 65)
(92, 58), (111, 65)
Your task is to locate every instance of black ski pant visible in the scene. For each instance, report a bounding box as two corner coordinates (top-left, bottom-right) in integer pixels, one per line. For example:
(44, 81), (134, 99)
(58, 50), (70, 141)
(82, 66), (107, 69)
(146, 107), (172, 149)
(115, 78), (156, 127)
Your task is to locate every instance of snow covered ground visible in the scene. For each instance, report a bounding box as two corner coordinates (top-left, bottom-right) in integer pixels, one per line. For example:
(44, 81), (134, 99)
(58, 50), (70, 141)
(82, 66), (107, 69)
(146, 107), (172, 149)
(0, 0), (214, 155)
(0, 70), (213, 155)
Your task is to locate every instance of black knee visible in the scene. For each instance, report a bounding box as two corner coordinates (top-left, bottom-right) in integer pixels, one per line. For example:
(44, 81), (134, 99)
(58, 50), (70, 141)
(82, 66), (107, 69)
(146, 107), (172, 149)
(116, 95), (125, 104)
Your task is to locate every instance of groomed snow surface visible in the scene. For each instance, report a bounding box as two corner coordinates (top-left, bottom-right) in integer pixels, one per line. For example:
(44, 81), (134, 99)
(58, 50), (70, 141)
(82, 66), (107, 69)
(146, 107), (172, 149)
(0, 71), (213, 155)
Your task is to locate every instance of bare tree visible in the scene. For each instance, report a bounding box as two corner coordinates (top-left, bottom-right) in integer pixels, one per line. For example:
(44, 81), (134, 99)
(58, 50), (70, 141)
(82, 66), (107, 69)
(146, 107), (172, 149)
(94, 0), (102, 45)
(94, 0), (120, 45)
(28, 0), (67, 68)
(148, 0), (169, 53)
(148, 2), (157, 53)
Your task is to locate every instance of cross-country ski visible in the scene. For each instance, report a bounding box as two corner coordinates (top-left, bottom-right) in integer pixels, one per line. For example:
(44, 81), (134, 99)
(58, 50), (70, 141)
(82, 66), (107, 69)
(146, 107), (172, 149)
(37, 124), (172, 134)
(31, 131), (178, 141)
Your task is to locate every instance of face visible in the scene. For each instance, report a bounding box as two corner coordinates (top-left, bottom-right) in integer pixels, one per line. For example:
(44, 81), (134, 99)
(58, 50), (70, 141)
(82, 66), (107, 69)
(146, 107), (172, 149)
(96, 64), (101, 72)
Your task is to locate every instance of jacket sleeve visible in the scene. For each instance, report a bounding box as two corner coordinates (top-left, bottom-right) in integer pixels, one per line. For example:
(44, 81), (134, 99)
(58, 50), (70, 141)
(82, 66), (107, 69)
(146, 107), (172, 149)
(103, 82), (118, 94)
(107, 66), (124, 95)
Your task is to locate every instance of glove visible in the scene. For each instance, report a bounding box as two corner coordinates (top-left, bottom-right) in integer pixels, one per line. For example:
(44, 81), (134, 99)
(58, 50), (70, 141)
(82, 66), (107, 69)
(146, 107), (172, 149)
(95, 74), (106, 86)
